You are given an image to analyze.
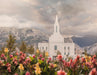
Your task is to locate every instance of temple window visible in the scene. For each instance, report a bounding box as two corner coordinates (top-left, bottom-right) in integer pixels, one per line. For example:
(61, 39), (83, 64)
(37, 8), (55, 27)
(54, 45), (57, 50)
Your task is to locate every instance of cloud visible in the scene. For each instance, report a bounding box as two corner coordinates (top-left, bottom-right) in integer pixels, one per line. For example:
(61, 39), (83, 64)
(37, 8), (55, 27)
(0, 0), (97, 36)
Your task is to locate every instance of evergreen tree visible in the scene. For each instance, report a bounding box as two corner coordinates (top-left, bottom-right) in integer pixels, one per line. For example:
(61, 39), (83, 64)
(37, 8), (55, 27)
(57, 50), (61, 55)
(43, 51), (45, 58)
(27, 45), (34, 54)
(19, 41), (27, 53)
(6, 34), (16, 53)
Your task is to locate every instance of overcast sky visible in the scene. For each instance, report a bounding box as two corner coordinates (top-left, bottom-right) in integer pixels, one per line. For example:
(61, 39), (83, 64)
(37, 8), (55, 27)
(0, 0), (97, 36)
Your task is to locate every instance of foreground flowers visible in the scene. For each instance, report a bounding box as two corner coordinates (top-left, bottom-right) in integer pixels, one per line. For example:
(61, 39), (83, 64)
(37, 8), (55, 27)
(57, 70), (66, 75)
(4, 48), (9, 53)
(0, 48), (97, 75)
(35, 63), (41, 75)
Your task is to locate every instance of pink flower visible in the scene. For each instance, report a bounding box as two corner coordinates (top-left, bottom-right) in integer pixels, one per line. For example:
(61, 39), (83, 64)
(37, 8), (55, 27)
(7, 67), (11, 72)
(23, 61), (27, 65)
(49, 63), (54, 68)
(81, 57), (85, 63)
(6, 63), (11, 67)
(32, 55), (36, 58)
(14, 73), (18, 75)
(16, 52), (19, 56)
(41, 58), (45, 61)
(25, 58), (31, 63)
(57, 70), (66, 75)
(9, 55), (13, 58)
(14, 61), (18, 65)
(57, 55), (62, 61)
(25, 71), (30, 75)
(76, 55), (80, 60)
(48, 57), (51, 61)
(39, 54), (43, 58)
(89, 68), (97, 75)
(1, 53), (5, 58)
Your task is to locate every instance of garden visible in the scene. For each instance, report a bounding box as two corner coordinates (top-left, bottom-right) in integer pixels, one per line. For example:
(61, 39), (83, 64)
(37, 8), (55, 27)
(0, 48), (97, 75)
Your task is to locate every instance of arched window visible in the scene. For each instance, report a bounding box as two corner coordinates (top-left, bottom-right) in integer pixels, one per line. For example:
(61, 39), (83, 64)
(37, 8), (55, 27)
(54, 45), (57, 50)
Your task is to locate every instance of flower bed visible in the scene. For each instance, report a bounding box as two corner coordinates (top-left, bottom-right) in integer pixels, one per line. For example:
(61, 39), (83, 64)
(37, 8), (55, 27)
(0, 48), (97, 75)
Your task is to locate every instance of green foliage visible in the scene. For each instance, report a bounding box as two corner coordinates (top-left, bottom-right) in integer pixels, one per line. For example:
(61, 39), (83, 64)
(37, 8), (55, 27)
(27, 45), (34, 54)
(6, 34), (16, 53)
(43, 51), (45, 58)
(57, 50), (61, 55)
(19, 41), (27, 53)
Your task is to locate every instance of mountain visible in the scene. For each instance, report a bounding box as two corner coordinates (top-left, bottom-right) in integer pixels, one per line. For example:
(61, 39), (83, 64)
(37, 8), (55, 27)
(0, 27), (49, 48)
(84, 43), (97, 55)
(0, 27), (96, 51)
(72, 35), (97, 47)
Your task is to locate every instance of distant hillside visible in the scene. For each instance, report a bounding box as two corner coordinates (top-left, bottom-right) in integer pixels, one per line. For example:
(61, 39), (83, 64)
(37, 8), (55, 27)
(72, 35), (97, 47)
(0, 27), (49, 48)
(0, 27), (97, 51)
(84, 43), (97, 55)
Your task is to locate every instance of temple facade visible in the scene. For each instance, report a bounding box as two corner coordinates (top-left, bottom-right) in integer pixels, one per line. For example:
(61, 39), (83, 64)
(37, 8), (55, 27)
(38, 15), (76, 59)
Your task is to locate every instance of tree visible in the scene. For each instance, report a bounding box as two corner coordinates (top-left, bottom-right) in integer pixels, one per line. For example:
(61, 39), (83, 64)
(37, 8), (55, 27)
(27, 45), (34, 54)
(6, 34), (16, 53)
(19, 41), (27, 53)
(57, 50), (61, 55)
(43, 51), (45, 58)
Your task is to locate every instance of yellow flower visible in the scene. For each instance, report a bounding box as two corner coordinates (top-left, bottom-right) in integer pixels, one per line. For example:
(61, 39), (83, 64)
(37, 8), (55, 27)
(45, 52), (49, 57)
(4, 48), (9, 53)
(36, 49), (39, 54)
(18, 64), (24, 70)
(35, 63), (41, 75)
(54, 64), (57, 67)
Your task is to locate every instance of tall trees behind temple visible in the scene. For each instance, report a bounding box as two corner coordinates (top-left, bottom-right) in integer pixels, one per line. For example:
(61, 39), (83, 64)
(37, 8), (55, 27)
(19, 41), (35, 54)
(6, 34), (16, 53)
(19, 41), (27, 53)
(27, 45), (34, 54)
(0, 34), (35, 55)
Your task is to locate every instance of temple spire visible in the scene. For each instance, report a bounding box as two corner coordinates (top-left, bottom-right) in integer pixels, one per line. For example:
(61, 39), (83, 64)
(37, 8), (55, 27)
(54, 15), (60, 33)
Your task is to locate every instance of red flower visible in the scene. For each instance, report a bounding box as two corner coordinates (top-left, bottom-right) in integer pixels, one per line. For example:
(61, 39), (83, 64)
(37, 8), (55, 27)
(32, 55), (36, 58)
(57, 55), (62, 61)
(25, 58), (31, 63)
(39, 54), (43, 58)
(25, 71), (30, 75)
(9, 55), (13, 58)
(1, 53), (5, 58)
(41, 58), (45, 61)
(57, 70), (66, 75)
(76, 55), (80, 60)
(48, 57), (51, 61)
(81, 57), (85, 63)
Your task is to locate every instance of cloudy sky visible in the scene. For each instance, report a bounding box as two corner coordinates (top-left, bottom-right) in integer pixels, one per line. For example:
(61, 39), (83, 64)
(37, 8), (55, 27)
(0, 0), (97, 36)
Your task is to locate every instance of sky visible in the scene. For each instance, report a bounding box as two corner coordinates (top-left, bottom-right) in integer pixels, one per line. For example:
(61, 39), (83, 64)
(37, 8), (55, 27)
(0, 0), (97, 36)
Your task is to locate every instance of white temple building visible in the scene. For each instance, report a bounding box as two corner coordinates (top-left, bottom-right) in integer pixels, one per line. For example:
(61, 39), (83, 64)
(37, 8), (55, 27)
(38, 15), (76, 59)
